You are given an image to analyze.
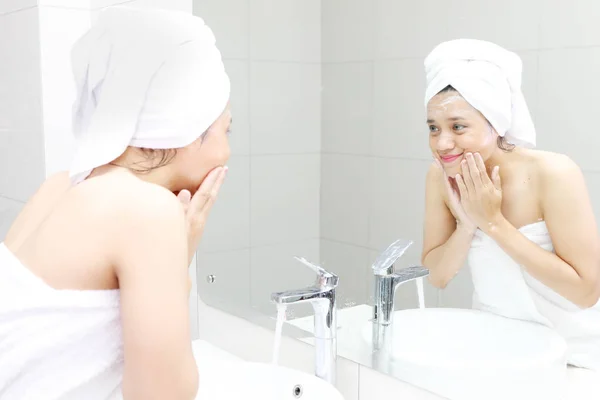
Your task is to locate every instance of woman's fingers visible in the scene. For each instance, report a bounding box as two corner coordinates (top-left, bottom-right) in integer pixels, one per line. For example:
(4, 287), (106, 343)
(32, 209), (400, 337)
(461, 159), (476, 196)
(474, 153), (493, 186)
(177, 189), (191, 213)
(177, 190), (191, 216)
(190, 166), (228, 216)
(443, 174), (454, 195)
(435, 157), (461, 203)
(491, 165), (502, 190)
(455, 174), (468, 201)
(438, 162), (459, 200)
(466, 153), (483, 188)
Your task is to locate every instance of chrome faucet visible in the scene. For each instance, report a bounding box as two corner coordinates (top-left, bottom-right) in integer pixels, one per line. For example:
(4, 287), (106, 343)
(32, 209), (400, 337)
(371, 239), (429, 327)
(271, 257), (339, 385)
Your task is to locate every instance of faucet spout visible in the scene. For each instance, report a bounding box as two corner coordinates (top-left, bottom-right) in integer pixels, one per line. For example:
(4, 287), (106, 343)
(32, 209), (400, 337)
(271, 286), (331, 306)
(271, 258), (339, 385)
(374, 266), (429, 326)
(272, 286), (336, 338)
(370, 239), (430, 327)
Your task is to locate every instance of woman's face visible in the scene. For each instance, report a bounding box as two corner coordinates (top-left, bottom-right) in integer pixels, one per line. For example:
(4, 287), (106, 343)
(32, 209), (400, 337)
(427, 90), (498, 177)
(178, 103), (232, 193)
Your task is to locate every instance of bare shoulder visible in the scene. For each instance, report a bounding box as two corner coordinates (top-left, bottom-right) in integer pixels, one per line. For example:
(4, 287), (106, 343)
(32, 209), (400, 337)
(5, 172), (73, 245)
(76, 173), (187, 272)
(25, 171), (71, 205)
(39, 171), (71, 193)
(73, 173), (186, 246)
(425, 161), (444, 190)
(426, 161), (443, 180)
(527, 149), (583, 186)
(425, 161), (448, 201)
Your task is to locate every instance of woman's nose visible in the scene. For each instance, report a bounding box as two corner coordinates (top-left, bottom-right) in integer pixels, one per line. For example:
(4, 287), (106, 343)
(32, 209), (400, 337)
(436, 132), (455, 151)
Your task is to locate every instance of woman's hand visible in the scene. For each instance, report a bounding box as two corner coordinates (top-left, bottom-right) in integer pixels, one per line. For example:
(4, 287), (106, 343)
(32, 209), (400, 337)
(177, 166), (228, 261)
(454, 153), (503, 232)
(435, 159), (477, 234)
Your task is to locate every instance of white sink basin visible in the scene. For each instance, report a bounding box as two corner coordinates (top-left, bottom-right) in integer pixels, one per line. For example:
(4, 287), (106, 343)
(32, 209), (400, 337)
(192, 340), (344, 400)
(362, 308), (568, 400)
(196, 362), (344, 400)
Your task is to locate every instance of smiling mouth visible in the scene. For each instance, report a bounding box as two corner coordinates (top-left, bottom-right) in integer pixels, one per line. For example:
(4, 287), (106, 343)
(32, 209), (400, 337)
(439, 153), (463, 163)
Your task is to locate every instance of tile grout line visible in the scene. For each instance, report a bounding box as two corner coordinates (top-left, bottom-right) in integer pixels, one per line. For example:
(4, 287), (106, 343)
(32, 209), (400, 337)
(0, 195), (26, 204)
(247, 0), (253, 308)
(199, 237), (322, 256)
(37, 3), (50, 180)
(0, 5), (36, 17)
(366, 0), (377, 304)
(319, 0), (325, 259)
(314, 45), (600, 66)
(320, 237), (376, 252)
(357, 363), (361, 399)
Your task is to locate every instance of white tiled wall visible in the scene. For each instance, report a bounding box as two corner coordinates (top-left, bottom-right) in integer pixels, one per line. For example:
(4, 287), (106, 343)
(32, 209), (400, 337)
(249, 63), (321, 154)
(193, 0), (249, 59)
(250, 155), (320, 246)
(37, 0), (92, 9)
(321, 154), (370, 247)
(539, 0), (600, 49)
(0, 197), (24, 242)
(321, 0), (374, 63)
(0, 0), (36, 16)
(249, 0), (321, 63)
(0, 5), (43, 254)
(321, 63), (373, 155)
(197, 156), (251, 253)
(249, 239), (319, 317)
(0, 7), (45, 203)
(222, 59), (250, 154)
(196, 249), (251, 308)
(320, 240), (370, 307)
(38, 6), (91, 176)
(193, 0), (322, 317)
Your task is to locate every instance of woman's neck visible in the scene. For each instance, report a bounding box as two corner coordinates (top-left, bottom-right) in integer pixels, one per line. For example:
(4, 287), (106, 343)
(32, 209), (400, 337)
(89, 149), (180, 192)
(484, 146), (516, 174)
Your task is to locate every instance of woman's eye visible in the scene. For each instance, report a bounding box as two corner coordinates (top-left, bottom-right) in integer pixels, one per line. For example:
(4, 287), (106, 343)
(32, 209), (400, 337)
(429, 125), (439, 133)
(453, 124), (465, 131)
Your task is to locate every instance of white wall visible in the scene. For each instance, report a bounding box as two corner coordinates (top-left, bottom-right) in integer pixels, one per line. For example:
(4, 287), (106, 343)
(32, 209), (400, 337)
(193, 0), (322, 317)
(0, 3), (44, 240)
(320, 0), (600, 310)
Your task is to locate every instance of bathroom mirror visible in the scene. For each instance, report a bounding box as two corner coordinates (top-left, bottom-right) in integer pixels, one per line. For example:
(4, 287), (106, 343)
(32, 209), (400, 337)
(193, 0), (600, 397)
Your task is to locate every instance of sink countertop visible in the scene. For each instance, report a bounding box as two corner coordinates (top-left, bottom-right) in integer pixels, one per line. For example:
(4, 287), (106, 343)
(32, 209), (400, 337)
(287, 304), (600, 400)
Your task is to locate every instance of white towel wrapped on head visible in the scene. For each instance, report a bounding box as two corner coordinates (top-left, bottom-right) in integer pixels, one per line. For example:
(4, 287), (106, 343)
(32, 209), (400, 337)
(424, 39), (536, 148)
(69, 6), (230, 184)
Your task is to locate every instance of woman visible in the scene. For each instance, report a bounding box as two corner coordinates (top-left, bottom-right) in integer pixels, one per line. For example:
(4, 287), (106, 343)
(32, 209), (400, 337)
(421, 39), (600, 370)
(0, 7), (229, 400)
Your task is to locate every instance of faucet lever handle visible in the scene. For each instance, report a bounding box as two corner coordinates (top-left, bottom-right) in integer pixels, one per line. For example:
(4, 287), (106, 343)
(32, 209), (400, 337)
(372, 238), (413, 274)
(392, 265), (430, 282)
(293, 256), (339, 288)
